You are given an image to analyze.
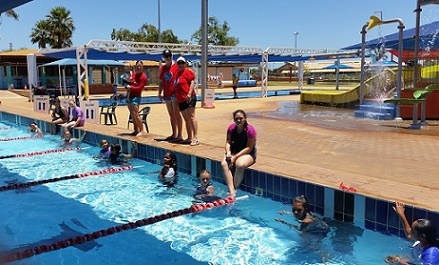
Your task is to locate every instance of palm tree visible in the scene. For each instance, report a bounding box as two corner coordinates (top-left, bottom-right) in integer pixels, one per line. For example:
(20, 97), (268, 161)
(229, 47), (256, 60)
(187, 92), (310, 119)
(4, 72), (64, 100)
(45, 6), (75, 48)
(30, 19), (51, 48)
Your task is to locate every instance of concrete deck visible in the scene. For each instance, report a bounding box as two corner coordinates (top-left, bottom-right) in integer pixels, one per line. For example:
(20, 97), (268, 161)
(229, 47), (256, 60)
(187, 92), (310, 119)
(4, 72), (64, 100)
(1, 86), (439, 212)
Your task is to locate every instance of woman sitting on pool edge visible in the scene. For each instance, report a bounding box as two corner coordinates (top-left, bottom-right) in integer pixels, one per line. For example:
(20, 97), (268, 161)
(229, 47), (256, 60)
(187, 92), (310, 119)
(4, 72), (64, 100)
(221, 109), (257, 197)
(158, 151), (178, 187)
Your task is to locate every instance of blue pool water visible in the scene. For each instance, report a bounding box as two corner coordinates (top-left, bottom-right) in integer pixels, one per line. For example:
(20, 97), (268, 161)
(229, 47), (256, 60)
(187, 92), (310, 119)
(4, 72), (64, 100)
(0, 122), (414, 265)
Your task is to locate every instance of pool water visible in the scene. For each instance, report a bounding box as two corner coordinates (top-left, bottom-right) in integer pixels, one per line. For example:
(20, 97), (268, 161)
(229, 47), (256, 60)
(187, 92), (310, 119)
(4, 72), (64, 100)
(0, 122), (414, 265)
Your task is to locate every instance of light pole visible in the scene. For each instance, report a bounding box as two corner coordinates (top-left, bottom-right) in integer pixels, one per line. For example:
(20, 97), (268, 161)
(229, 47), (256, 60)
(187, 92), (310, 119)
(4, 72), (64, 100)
(157, 0), (161, 43)
(293, 32), (299, 52)
(293, 32), (299, 85)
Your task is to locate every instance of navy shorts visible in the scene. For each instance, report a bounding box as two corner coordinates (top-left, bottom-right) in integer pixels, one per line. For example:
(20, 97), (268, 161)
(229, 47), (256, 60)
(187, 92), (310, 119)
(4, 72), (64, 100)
(179, 95), (197, 111)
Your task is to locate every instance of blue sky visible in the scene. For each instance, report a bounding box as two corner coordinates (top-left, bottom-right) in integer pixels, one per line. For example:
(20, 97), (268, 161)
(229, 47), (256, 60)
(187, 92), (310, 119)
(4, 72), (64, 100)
(1, 0), (439, 51)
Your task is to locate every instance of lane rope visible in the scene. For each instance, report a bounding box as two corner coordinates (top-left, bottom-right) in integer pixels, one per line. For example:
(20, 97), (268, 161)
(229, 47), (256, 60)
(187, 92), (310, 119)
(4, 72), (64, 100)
(0, 166), (134, 192)
(0, 147), (82, 160)
(0, 135), (43, 142)
(0, 195), (248, 263)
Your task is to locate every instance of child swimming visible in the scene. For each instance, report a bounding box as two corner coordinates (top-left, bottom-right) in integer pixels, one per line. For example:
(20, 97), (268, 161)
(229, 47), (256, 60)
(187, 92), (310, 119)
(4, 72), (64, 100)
(158, 151), (177, 186)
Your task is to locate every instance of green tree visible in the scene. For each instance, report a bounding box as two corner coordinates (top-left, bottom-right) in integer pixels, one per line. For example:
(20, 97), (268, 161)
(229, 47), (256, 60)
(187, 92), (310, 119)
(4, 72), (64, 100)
(191, 17), (238, 46)
(45, 6), (75, 48)
(30, 19), (51, 48)
(111, 23), (181, 43)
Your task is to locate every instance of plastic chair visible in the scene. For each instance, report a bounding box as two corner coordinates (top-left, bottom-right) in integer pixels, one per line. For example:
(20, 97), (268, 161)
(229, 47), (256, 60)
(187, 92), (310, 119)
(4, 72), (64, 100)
(127, 106), (151, 133)
(100, 101), (118, 125)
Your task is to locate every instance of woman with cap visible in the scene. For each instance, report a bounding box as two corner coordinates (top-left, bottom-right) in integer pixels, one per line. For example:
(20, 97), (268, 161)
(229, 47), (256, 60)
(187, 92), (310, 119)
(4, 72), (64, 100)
(158, 50), (183, 142)
(126, 60), (147, 136)
(173, 56), (199, 146)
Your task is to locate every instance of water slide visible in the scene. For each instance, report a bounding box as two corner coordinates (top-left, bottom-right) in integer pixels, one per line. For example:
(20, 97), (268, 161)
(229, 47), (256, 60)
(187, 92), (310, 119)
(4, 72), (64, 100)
(300, 69), (396, 105)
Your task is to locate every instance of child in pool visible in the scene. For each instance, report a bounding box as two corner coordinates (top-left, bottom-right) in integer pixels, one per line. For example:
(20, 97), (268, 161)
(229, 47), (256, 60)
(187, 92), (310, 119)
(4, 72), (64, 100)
(193, 170), (221, 202)
(158, 151), (177, 186)
(276, 195), (329, 234)
(28, 122), (43, 137)
(93, 139), (111, 159)
(62, 130), (86, 146)
(109, 141), (136, 164)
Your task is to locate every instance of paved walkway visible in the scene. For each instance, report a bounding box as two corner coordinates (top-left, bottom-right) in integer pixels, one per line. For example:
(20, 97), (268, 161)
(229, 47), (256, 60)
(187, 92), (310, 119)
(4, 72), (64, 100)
(1, 87), (439, 212)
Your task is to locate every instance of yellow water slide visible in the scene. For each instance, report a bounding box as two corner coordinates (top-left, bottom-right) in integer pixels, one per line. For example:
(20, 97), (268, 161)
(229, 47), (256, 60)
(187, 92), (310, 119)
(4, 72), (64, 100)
(300, 69), (396, 105)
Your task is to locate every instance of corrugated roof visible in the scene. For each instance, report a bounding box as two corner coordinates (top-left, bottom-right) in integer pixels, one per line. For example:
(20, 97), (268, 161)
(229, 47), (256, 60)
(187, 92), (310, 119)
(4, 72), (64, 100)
(0, 49), (39, 56)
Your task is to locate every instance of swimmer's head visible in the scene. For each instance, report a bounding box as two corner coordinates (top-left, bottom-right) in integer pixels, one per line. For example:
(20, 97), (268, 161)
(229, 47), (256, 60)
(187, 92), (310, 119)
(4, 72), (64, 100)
(64, 131), (71, 139)
(100, 139), (109, 149)
(292, 195), (309, 220)
(163, 151), (177, 167)
(199, 170), (211, 186)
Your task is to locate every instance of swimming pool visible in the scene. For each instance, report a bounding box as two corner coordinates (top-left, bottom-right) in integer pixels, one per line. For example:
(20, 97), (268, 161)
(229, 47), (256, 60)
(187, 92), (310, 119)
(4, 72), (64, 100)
(0, 122), (416, 264)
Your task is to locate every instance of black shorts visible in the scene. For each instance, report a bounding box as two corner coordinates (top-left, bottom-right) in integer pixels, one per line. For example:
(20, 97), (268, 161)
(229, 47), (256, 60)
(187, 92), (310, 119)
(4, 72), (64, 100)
(179, 95), (197, 111)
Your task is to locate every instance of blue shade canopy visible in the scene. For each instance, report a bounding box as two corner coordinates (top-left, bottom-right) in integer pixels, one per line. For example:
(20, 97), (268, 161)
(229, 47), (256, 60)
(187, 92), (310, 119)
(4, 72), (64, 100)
(39, 58), (125, 67)
(342, 20), (439, 50)
(0, 0), (32, 13)
(40, 48), (309, 63)
(323, 63), (353, 70)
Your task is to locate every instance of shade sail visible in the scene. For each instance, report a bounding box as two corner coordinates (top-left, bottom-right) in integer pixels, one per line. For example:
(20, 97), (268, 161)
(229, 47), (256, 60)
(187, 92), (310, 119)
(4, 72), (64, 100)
(341, 20), (439, 50)
(40, 47), (311, 63)
(40, 58), (125, 67)
(0, 0), (32, 14)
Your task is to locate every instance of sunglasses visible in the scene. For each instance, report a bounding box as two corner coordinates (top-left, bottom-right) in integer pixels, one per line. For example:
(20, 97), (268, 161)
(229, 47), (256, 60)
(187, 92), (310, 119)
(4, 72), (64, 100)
(234, 117), (244, 122)
(177, 61), (185, 65)
(201, 177), (210, 181)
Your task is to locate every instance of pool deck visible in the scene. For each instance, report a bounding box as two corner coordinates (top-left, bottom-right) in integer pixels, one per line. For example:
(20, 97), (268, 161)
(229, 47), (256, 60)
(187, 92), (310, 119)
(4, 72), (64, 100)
(1, 85), (439, 212)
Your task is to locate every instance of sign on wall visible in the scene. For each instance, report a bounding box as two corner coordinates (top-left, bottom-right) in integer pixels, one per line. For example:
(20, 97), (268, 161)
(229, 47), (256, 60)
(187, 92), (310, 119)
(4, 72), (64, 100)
(33, 95), (50, 113)
(80, 100), (99, 123)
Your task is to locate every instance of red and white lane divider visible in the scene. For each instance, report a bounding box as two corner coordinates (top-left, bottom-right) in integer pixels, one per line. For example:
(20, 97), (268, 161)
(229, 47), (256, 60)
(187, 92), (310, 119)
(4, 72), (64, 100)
(0, 195), (248, 263)
(0, 147), (82, 160)
(0, 166), (134, 192)
(0, 135), (43, 142)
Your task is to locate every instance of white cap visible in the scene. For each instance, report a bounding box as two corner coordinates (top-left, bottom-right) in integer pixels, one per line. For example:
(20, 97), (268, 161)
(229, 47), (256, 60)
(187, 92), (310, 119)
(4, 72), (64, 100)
(176, 56), (186, 63)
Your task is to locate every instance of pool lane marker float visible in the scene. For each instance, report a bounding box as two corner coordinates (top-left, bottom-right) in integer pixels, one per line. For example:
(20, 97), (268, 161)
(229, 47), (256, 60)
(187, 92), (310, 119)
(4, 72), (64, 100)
(0, 147), (82, 160)
(339, 182), (357, 193)
(0, 165), (134, 192)
(0, 135), (43, 142)
(0, 195), (249, 262)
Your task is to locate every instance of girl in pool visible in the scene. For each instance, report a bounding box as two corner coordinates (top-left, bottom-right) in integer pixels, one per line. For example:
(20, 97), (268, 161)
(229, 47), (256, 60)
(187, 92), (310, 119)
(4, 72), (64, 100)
(109, 141), (137, 165)
(94, 139), (111, 159)
(158, 151), (177, 187)
(385, 202), (439, 265)
(28, 122), (43, 137)
(276, 195), (329, 234)
(194, 170), (220, 202)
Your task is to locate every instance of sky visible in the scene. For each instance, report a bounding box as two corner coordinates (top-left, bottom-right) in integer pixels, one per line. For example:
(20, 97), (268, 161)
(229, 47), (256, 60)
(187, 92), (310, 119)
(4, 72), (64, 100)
(1, 0), (439, 52)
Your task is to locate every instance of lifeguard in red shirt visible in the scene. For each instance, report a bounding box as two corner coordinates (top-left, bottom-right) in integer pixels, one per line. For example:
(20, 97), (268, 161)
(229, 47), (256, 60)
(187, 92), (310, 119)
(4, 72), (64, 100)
(158, 50), (183, 142)
(126, 60), (147, 136)
(173, 56), (199, 146)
